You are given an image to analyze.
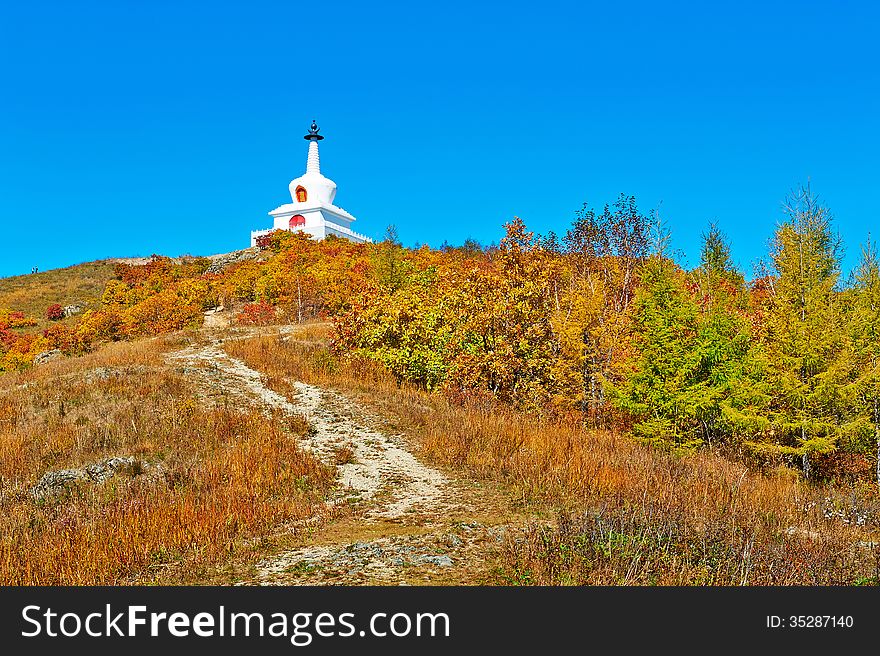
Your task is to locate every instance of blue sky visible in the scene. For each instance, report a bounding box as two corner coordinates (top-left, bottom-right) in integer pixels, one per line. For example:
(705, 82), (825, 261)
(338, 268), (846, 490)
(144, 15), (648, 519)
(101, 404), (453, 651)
(1, 0), (878, 278)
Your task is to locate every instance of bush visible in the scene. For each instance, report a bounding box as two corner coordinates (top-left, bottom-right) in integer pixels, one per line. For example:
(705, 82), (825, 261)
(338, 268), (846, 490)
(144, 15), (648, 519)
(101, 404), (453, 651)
(46, 304), (64, 321)
(236, 301), (277, 326)
(42, 323), (88, 354)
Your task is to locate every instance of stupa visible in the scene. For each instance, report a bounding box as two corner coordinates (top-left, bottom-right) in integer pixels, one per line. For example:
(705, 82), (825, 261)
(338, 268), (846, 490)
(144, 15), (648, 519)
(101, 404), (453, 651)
(251, 121), (371, 246)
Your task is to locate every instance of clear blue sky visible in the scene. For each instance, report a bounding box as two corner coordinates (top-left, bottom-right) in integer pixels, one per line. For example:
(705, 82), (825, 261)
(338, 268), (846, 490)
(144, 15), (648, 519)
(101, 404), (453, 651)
(2, 0), (878, 278)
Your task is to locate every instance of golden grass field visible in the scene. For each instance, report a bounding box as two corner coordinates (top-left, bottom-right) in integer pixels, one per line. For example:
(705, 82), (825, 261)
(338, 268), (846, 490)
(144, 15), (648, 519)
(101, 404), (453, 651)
(0, 319), (877, 585)
(0, 334), (332, 585)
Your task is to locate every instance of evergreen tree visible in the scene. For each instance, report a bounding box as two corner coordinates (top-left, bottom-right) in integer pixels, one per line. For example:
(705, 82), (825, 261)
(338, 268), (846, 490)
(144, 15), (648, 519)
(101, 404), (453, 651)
(700, 222), (735, 274)
(727, 186), (849, 474)
(845, 240), (880, 483)
(695, 222), (745, 311)
(692, 223), (752, 446)
(612, 255), (705, 447)
(375, 224), (409, 292)
(613, 224), (751, 448)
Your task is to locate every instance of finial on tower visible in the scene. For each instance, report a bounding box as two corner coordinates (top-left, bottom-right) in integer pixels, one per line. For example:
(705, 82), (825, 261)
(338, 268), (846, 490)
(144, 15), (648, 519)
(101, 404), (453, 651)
(304, 120), (324, 141)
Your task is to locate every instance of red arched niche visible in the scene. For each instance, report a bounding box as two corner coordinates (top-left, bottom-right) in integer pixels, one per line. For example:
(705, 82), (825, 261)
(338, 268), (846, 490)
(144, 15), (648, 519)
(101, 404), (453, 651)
(295, 186), (307, 202)
(289, 215), (306, 228)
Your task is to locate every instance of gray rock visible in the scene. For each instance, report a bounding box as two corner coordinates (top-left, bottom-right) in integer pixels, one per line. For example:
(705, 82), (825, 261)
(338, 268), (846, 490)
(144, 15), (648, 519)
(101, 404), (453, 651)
(32, 468), (88, 494)
(85, 366), (147, 382)
(418, 554), (453, 567)
(88, 367), (115, 381)
(31, 456), (147, 501)
(33, 349), (62, 365)
(446, 534), (464, 548)
(63, 303), (85, 318)
(84, 456), (142, 482)
(206, 248), (261, 274)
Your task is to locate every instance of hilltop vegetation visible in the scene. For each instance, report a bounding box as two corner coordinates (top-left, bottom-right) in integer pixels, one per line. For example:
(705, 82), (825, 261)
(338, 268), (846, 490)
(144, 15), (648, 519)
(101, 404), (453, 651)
(6, 185), (875, 481)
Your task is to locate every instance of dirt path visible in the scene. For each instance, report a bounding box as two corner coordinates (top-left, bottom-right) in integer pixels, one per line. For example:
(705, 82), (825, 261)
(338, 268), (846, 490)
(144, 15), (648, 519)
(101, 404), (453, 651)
(167, 327), (531, 585)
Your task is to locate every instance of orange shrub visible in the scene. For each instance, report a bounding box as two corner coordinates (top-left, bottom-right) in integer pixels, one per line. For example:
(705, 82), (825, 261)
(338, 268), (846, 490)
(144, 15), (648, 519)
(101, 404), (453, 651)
(42, 323), (89, 354)
(123, 289), (204, 336)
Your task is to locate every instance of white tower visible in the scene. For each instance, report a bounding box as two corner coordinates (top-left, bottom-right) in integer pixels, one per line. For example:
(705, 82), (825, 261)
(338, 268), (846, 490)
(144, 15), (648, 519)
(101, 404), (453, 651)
(251, 121), (371, 246)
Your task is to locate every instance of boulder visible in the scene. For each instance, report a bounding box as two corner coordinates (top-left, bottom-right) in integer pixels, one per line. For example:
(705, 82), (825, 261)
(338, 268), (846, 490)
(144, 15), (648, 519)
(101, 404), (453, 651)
(33, 349), (62, 365)
(30, 456), (147, 501)
(418, 554), (454, 567)
(63, 303), (85, 318)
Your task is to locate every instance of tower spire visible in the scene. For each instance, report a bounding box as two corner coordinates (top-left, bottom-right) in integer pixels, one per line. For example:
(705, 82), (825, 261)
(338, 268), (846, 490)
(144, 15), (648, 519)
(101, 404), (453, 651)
(304, 119), (323, 174)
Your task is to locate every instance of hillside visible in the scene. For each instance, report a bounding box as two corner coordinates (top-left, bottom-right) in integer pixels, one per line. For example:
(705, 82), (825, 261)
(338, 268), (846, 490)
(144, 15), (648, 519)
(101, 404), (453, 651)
(3, 192), (880, 585)
(1, 314), (876, 585)
(0, 260), (117, 329)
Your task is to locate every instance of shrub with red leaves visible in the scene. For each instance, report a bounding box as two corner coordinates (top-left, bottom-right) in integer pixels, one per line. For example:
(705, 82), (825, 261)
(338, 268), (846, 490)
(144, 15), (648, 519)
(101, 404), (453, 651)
(236, 300), (276, 326)
(46, 304), (65, 321)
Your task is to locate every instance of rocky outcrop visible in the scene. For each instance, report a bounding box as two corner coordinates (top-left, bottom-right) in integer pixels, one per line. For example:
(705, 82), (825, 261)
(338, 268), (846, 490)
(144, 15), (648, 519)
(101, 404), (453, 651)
(33, 349), (62, 365)
(30, 456), (152, 501)
(63, 303), (85, 318)
(205, 248), (262, 274)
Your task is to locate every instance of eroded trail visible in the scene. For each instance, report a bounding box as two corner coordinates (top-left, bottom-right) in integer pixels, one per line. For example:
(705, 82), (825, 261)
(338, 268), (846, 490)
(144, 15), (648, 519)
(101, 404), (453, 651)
(168, 328), (524, 585)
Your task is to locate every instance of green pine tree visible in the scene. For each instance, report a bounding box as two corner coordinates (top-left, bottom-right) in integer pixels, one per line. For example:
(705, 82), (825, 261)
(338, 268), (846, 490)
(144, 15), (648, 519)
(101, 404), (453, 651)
(611, 224), (750, 449)
(728, 186), (850, 474)
(844, 239), (880, 483)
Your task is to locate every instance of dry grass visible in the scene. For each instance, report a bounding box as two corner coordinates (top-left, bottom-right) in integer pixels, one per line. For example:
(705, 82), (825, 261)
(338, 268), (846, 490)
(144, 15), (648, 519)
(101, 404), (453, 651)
(225, 330), (880, 586)
(0, 260), (117, 328)
(0, 334), (332, 585)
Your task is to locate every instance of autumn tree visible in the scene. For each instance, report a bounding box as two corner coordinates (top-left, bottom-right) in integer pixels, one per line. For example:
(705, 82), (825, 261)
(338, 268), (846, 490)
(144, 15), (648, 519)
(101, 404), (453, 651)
(374, 224), (410, 293)
(447, 217), (560, 409)
(334, 265), (456, 390)
(557, 194), (650, 424)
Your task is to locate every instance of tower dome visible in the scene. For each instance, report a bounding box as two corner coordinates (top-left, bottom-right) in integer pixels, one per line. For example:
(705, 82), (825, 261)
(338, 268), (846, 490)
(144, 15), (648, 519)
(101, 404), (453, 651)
(288, 120), (337, 205)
